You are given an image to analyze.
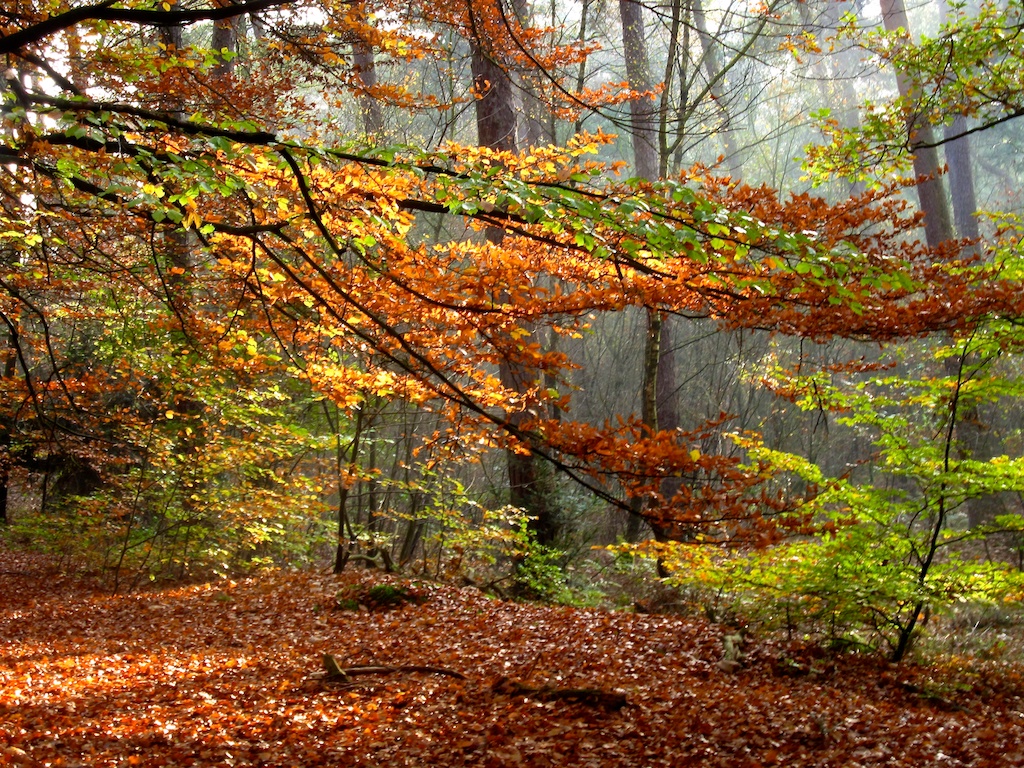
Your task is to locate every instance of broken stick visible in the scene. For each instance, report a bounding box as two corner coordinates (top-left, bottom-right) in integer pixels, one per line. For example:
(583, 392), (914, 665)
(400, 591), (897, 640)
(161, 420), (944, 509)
(320, 654), (466, 681)
(491, 676), (627, 711)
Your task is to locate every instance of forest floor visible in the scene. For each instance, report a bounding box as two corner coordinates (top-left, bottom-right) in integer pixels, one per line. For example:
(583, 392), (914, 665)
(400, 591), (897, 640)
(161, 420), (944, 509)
(2, 548), (1024, 767)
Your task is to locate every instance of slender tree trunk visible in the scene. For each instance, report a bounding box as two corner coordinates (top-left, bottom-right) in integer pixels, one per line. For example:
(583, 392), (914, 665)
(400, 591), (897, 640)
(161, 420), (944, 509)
(658, 0), (686, 177)
(160, 9), (208, 529)
(471, 35), (557, 545)
(626, 309), (662, 542)
(628, 309), (683, 545)
(798, 0), (865, 195)
(0, 92), (14, 525)
(0, 334), (11, 525)
(691, 0), (743, 178)
(573, 0), (592, 136)
(211, 0), (241, 79)
(878, 0), (954, 247)
(332, 403), (362, 573)
(655, 311), (680, 514)
(618, 0), (659, 180)
(0, 446), (9, 524)
(640, 310), (662, 441)
(619, 0), (672, 542)
(655, 315), (679, 435)
(513, 0), (555, 147)
(352, 11), (384, 139)
(1, 73), (28, 526)
(938, 0), (979, 242)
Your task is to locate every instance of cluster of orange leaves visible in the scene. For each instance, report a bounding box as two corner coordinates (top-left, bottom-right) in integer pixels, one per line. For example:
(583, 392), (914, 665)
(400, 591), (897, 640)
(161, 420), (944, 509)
(12, 107), (1024, 535)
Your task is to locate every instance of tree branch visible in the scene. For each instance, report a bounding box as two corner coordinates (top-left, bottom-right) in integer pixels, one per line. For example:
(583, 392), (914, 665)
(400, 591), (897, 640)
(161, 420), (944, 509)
(0, 0), (299, 55)
(17, 91), (276, 143)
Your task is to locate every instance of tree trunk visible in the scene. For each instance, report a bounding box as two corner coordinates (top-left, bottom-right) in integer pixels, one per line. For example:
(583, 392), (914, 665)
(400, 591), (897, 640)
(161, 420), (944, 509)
(0, 458), (8, 525)
(618, 0), (659, 180)
(658, 0), (686, 177)
(572, 0), (593, 137)
(944, 116), (979, 241)
(691, 0), (743, 179)
(471, 48), (518, 153)
(878, 0), (954, 248)
(798, 0), (866, 196)
(160, 7), (208, 530)
(938, 0), (979, 242)
(353, 12), (384, 139)
(159, 7), (183, 52)
(655, 314), (679, 434)
(628, 309), (682, 545)
(211, 2), (241, 79)
(471, 34), (558, 545)
(619, 0), (671, 542)
(332, 403), (362, 573)
(0, 175), (16, 526)
(626, 308), (663, 542)
(513, 0), (555, 147)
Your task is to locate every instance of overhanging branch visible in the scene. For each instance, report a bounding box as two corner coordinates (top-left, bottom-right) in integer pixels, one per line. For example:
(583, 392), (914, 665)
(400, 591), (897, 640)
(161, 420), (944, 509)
(0, 0), (300, 55)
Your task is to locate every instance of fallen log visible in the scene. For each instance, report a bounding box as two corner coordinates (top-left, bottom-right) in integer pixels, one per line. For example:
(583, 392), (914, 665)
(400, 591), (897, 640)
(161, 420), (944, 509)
(491, 676), (627, 711)
(316, 656), (621, 709)
(320, 654), (466, 681)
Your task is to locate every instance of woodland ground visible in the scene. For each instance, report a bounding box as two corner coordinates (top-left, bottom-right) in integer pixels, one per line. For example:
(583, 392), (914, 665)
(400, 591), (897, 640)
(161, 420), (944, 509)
(2, 548), (1024, 767)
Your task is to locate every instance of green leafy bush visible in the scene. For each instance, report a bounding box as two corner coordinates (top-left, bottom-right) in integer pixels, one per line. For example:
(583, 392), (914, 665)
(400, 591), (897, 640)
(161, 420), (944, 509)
(511, 539), (574, 603)
(656, 332), (1024, 661)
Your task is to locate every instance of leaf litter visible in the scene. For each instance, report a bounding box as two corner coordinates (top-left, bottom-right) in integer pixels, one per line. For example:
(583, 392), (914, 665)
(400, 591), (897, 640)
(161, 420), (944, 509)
(2, 549), (1023, 767)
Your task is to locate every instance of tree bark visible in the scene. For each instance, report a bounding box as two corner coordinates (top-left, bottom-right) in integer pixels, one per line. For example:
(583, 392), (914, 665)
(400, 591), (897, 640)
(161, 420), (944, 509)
(938, 0), (978, 242)
(626, 308), (662, 542)
(210, 2), (241, 79)
(513, 0), (555, 147)
(572, 0), (592, 137)
(619, 0), (673, 542)
(471, 32), (557, 545)
(352, 12), (384, 139)
(0, 453), (8, 525)
(471, 48), (518, 153)
(158, 6), (183, 51)
(618, 0), (659, 180)
(944, 116), (979, 241)
(0, 328), (14, 525)
(691, 0), (743, 179)
(160, 6), (207, 537)
(878, 0), (954, 248)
